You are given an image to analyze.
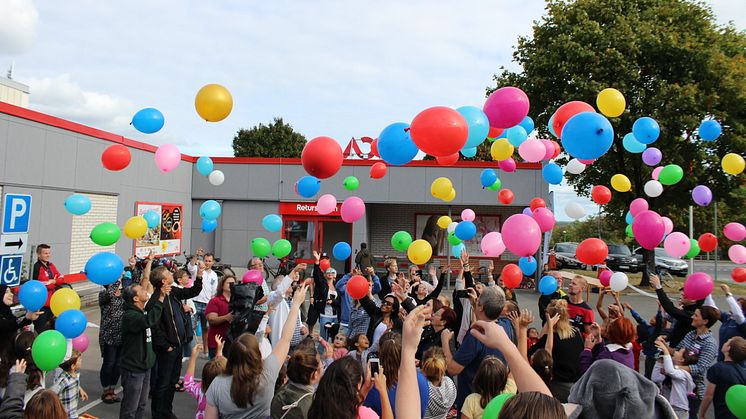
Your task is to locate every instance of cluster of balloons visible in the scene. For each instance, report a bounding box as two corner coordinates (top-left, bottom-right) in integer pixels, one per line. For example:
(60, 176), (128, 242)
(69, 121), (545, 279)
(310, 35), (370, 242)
(250, 237), (292, 258)
(196, 156), (225, 186)
(430, 177), (456, 202)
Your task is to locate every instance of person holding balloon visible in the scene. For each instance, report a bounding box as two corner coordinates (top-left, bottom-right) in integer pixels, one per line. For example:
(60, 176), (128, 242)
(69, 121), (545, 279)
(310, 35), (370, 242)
(335, 267), (381, 338)
(0, 285), (42, 342)
(537, 272), (565, 325)
(31, 244), (65, 332)
(650, 274), (705, 348)
(311, 251), (341, 341)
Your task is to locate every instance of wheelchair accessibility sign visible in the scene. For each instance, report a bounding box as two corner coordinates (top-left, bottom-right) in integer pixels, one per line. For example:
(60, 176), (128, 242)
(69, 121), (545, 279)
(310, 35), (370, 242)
(0, 255), (22, 287)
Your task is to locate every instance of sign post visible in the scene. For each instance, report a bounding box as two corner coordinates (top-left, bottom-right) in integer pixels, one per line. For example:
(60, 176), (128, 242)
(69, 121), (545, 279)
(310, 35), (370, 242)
(1, 194), (32, 286)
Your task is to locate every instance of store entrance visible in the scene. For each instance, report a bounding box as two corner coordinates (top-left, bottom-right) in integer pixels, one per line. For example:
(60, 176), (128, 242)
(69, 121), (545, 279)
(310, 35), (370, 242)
(319, 221), (352, 273)
(281, 216), (352, 272)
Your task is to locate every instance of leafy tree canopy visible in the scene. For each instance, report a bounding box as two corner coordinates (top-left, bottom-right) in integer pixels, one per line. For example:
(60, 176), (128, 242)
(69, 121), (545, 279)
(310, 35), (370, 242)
(233, 117), (307, 158)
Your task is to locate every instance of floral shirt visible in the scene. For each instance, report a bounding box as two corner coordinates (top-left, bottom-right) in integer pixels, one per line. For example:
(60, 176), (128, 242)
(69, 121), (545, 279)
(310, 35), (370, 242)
(98, 280), (124, 348)
(184, 373), (206, 419)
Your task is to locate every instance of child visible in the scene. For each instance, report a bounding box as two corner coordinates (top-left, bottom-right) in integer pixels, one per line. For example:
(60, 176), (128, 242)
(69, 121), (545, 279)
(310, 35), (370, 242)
(422, 346), (457, 419)
(184, 337), (227, 419)
(53, 349), (88, 419)
(651, 336), (696, 419)
(461, 356), (509, 419)
(527, 327), (539, 349)
(347, 333), (370, 374)
(332, 333), (349, 360)
(530, 349), (554, 389)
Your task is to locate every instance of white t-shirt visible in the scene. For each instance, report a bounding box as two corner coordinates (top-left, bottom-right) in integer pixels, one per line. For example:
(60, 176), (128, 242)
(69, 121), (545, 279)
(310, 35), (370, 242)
(324, 290), (337, 317)
(651, 355), (695, 411)
(194, 269), (219, 304)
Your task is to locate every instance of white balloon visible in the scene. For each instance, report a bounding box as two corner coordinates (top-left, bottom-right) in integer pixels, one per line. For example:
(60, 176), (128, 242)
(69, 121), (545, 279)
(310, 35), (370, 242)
(208, 170), (225, 186)
(609, 272), (629, 292)
(565, 202), (586, 219)
(644, 180), (663, 197)
(566, 158), (586, 175)
(447, 222), (458, 234)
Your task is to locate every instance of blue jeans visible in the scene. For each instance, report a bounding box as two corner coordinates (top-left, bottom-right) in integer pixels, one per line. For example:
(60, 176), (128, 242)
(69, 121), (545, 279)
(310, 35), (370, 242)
(100, 343), (122, 388)
(194, 302), (208, 336)
(319, 315), (336, 341)
(120, 369), (150, 419)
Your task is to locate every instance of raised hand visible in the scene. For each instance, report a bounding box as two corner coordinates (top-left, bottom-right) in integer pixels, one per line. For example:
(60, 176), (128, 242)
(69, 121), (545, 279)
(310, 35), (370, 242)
(548, 313), (560, 330)
(372, 365), (388, 394)
(313, 250), (321, 262)
(459, 249), (469, 266)
(402, 305), (431, 351)
(520, 309), (535, 328)
(721, 284), (731, 295)
(648, 274), (660, 288)
(584, 332), (597, 349)
(292, 284), (309, 308)
(14, 358), (26, 374)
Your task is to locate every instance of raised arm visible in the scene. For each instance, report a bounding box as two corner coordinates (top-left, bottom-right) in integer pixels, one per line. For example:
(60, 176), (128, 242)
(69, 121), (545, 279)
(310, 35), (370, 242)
(596, 288), (609, 322)
(272, 284), (308, 361)
(396, 305), (430, 419)
(140, 252), (155, 295)
(722, 284), (745, 324)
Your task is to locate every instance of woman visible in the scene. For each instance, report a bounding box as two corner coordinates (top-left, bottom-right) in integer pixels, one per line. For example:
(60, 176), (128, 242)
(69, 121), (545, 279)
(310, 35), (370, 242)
(580, 316), (636, 373)
(308, 357), (384, 419)
(422, 347), (456, 419)
(417, 306), (457, 359)
(270, 348), (324, 419)
(311, 251), (340, 340)
(205, 275), (236, 359)
(360, 292), (402, 353)
(98, 279), (124, 403)
(674, 306), (719, 417)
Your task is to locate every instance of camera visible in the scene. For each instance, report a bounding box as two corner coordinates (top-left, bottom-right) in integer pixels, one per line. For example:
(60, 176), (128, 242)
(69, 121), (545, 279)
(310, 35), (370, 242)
(226, 282), (266, 343)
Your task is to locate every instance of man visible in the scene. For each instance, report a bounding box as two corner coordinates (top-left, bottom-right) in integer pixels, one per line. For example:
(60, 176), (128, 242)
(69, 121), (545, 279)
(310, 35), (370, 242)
(146, 265), (203, 419)
(565, 276), (594, 335)
(355, 242), (373, 271)
(538, 271), (566, 324)
(650, 274), (704, 347)
(190, 253), (216, 356)
(119, 283), (167, 419)
(31, 244), (64, 332)
(377, 258), (398, 300)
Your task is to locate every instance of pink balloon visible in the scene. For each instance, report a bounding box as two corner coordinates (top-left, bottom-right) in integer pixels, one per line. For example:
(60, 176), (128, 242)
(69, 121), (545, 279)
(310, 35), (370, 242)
(340, 196), (366, 223)
(531, 207), (556, 233)
(724, 222), (746, 241)
(154, 144), (181, 173)
(541, 139), (554, 161)
(316, 194), (337, 215)
(683, 272), (713, 300)
(599, 270), (613, 287)
(499, 157), (516, 172)
(482, 87), (530, 129)
(242, 269), (263, 285)
(72, 334), (89, 353)
(461, 209), (476, 222)
(652, 166), (663, 180)
(664, 232), (691, 258)
(662, 217), (674, 235)
(518, 139), (546, 163)
(629, 198), (649, 217)
(729, 244), (746, 264)
(632, 210), (666, 250)
(501, 214), (541, 257)
(480, 232), (506, 257)
(578, 159), (595, 165)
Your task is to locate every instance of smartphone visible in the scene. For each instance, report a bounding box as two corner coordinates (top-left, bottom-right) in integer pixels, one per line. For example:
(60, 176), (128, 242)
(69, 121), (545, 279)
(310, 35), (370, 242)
(454, 289), (470, 299)
(369, 357), (380, 375)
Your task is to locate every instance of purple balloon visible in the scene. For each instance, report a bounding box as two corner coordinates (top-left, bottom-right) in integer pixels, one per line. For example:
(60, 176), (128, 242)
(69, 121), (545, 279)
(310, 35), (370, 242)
(641, 147), (662, 166)
(691, 185), (712, 206)
(522, 207), (533, 216)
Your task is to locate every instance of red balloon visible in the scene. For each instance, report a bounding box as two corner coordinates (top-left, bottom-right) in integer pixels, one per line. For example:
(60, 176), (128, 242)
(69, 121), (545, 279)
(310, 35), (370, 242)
(732, 267), (746, 283)
(576, 238), (609, 265)
(551, 141), (561, 159)
(370, 162), (387, 179)
(501, 264), (523, 289)
(319, 258), (331, 272)
(101, 144), (131, 171)
(301, 136), (343, 179)
(346, 275), (369, 299)
(552, 101), (595, 139)
(530, 198), (546, 212)
(488, 127), (504, 138)
(498, 189), (514, 205)
(698, 233), (718, 253)
(591, 185), (612, 205)
(410, 107), (468, 157)
(436, 153), (459, 166)
(370, 138), (379, 158)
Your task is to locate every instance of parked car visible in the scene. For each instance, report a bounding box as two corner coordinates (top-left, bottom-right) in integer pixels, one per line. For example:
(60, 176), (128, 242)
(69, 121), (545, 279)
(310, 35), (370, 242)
(634, 247), (688, 277)
(605, 243), (639, 273)
(552, 242), (586, 270)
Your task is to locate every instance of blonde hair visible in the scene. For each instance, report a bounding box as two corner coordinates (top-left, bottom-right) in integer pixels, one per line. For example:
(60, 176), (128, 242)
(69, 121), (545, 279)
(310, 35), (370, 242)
(421, 346), (447, 383)
(572, 275), (587, 289)
(384, 258), (397, 270)
(546, 299), (577, 340)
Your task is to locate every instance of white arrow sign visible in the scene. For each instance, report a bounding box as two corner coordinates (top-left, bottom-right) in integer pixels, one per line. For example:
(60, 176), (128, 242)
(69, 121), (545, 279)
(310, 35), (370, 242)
(0, 234), (27, 255)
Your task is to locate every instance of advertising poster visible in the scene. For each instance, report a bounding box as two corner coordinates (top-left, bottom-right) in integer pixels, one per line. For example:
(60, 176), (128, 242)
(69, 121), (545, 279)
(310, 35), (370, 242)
(414, 214), (500, 257)
(134, 202), (183, 257)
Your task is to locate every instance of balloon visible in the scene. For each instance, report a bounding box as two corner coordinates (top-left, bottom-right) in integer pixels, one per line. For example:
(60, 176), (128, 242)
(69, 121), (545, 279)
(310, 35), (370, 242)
(452, 243), (466, 258)
(632, 210), (665, 250)
(722, 153), (745, 175)
(50, 288), (81, 316)
(626, 224), (634, 238)
(482, 87), (530, 129)
(455, 221), (477, 241)
(436, 153), (459, 166)
(437, 216), (452, 229)
(480, 169), (498, 188)
(622, 133), (647, 153)
(201, 219), (218, 233)
(685, 239), (701, 259)
(501, 265), (522, 289)
(200, 200), (222, 220)
(532, 208), (555, 233)
(409, 107), (468, 157)
(443, 188), (456, 202)
(651, 166), (664, 180)
(644, 180), (663, 198)
(530, 198), (546, 212)
(55, 309), (86, 338)
(691, 185), (712, 206)
(90, 222), (121, 246)
(240, 269), (264, 287)
(208, 170), (225, 186)
(154, 144), (181, 173)
(84, 252), (124, 285)
(724, 223), (746, 241)
(540, 139), (555, 161)
(447, 232), (462, 246)
(552, 101), (595, 138)
(551, 140), (561, 159)
(566, 158), (586, 175)
(542, 163), (563, 185)
(490, 138), (514, 161)
(519, 116), (535, 134)
(499, 157), (516, 172)
(447, 222), (458, 234)
(591, 185), (612, 205)
(340, 196), (365, 223)
(632, 117), (660, 144)
(522, 207), (533, 216)
(659, 165), (684, 185)
(561, 112), (615, 159)
(576, 238), (609, 265)
(610, 272), (629, 292)
(518, 139), (546, 162)
(377, 122), (419, 165)
(196, 156), (214, 176)
(481, 232), (506, 257)
(519, 256), (537, 276)
(629, 198), (648, 217)
(302, 136), (343, 179)
(391, 231), (413, 252)
(251, 238), (271, 258)
(101, 144), (132, 171)
(195, 83), (233, 121)
(460, 209), (475, 222)
(730, 245), (746, 264)
(370, 139), (379, 158)
(19, 280), (47, 312)
(131, 108), (164, 134)
(407, 240), (433, 264)
(683, 272), (713, 300)
(698, 120), (721, 142)
(611, 174), (632, 192)
(539, 275), (558, 295)
(732, 267), (746, 283)
(346, 275), (369, 300)
(596, 88), (626, 117)
(343, 176), (359, 191)
(370, 162), (387, 179)
(664, 232), (691, 258)
(297, 176), (321, 198)
(72, 333), (90, 353)
(698, 233), (718, 253)
(501, 214), (541, 257)
(31, 330), (67, 371)
(431, 177), (453, 200)
(461, 147), (477, 158)
(457, 106), (490, 149)
(498, 189), (514, 205)
(272, 239), (292, 258)
(333, 242), (352, 260)
(599, 270), (613, 287)
(142, 210), (160, 229)
(641, 147), (662, 166)
(316, 194), (337, 215)
(662, 217), (674, 236)
(565, 202), (586, 219)
(625, 211), (635, 225)
(262, 214), (283, 232)
(726, 384), (746, 419)
(64, 194), (91, 216)
(123, 216), (147, 239)
(506, 126), (528, 147)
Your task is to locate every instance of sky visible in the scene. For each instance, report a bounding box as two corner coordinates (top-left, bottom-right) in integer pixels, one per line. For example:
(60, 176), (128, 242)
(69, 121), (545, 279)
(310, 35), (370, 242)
(1, 0), (744, 221)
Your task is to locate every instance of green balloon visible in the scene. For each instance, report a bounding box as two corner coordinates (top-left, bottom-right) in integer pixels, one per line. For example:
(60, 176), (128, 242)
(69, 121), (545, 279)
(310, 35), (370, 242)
(684, 238), (700, 259)
(32, 330), (67, 371)
(483, 393), (514, 419)
(625, 224), (634, 238)
(272, 239), (292, 258)
(447, 232), (462, 246)
(90, 222), (121, 246)
(726, 384), (746, 419)
(343, 176), (360, 191)
(251, 238), (271, 258)
(487, 178), (502, 191)
(391, 231), (413, 252)
(658, 164), (684, 185)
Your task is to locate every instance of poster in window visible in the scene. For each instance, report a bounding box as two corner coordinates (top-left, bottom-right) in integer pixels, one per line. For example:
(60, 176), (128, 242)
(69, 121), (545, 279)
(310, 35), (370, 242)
(134, 202), (183, 257)
(414, 214), (500, 257)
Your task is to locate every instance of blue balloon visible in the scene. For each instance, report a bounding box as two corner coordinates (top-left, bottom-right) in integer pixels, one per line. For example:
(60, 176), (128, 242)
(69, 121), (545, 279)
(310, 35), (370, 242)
(452, 243), (466, 257)
(561, 112), (614, 159)
(522, 207), (533, 216)
(55, 309), (87, 338)
(296, 176), (321, 198)
(625, 210), (634, 225)
(131, 108), (164, 134)
(519, 256), (537, 276)
(622, 133), (646, 153)
(377, 122), (419, 166)
(506, 126), (528, 147)
(632, 117), (660, 144)
(64, 194), (91, 216)
(333, 242), (352, 260)
(84, 252), (124, 285)
(19, 280), (47, 312)
(461, 147), (477, 158)
(480, 169), (498, 188)
(457, 106), (490, 149)
(699, 120), (721, 142)
(143, 210), (160, 229)
(496, 129), (508, 139)
(518, 116), (535, 135)
(548, 114), (558, 138)
(542, 162), (563, 185)
(196, 156), (214, 176)
(200, 200), (222, 220)
(539, 275), (558, 295)
(262, 214), (282, 232)
(454, 221), (477, 241)
(201, 218), (218, 233)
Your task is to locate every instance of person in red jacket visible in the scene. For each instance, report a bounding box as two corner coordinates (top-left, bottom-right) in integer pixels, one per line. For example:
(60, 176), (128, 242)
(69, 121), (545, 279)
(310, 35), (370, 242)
(31, 244), (63, 332)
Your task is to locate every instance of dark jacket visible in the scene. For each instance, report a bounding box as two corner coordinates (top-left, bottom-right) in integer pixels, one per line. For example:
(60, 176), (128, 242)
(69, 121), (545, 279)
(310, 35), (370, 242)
(355, 248), (374, 270)
(410, 272), (446, 306)
(120, 298), (164, 372)
(377, 274), (396, 301)
(360, 294), (416, 345)
(0, 372), (26, 419)
(270, 382), (314, 419)
(655, 288), (702, 347)
(145, 277), (202, 351)
(311, 264), (340, 318)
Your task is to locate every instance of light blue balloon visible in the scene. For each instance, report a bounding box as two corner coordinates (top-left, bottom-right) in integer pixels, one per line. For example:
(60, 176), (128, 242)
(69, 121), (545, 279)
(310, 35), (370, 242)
(84, 252), (124, 285)
(625, 210), (634, 225)
(539, 275), (558, 295)
(561, 112), (614, 160)
(452, 243), (466, 257)
(196, 156), (214, 176)
(55, 309), (87, 339)
(632, 117), (660, 144)
(461, 147), (477, 158)
(296, 176), (321, 198)
(377, 122), (419, 166)
(480, 169), (498, 188)
(506, 126), (528, 147)
(622, 133), (646, 153)
(143, 210), (160, 229)
(457, 106), (490, 149)
(519, 256), (537, 276)
(19, 280), (47, 312)
(548, 114), (558, 138)
(201, 218), (218, 233)
(542, 162), (563, 185)
(131, 108), (164, 134)
(698, 120), (721, 142)
(200, 200), (222, 220)
(454, 221), (477, 241)
(64, 194), (91, 216)
(333, 242), (352, 260)
(518, 116), (535, 135)
(262, 214), (283, 232)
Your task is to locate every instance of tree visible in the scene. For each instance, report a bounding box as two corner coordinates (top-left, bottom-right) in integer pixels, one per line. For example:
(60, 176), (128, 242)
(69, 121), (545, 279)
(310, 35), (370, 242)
(491, 0), (746, 285)
(233, 117), (307, 158)
(551, 215), (626, 246)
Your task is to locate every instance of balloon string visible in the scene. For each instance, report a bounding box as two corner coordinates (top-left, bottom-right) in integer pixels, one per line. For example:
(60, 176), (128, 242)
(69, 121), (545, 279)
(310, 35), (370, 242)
(627, 284), (658, 299)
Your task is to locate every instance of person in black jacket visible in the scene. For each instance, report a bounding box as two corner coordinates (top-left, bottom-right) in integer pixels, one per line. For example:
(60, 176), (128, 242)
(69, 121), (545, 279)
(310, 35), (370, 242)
(650, 274), (703, 347)
(145, 266), (203, 419)
(360, 281), (416, 353)
(377, 258), (399, 300)
(310, 251), (340, 340)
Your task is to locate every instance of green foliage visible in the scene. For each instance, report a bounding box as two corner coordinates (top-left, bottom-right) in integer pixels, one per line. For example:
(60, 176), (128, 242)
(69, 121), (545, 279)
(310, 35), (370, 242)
(233, 117), (307, 158)
(551, 215), (625, 245)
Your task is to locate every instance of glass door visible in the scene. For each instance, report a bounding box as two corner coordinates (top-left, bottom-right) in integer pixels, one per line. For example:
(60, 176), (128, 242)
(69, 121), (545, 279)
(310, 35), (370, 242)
(283, 218), (317, 264)
(319, 221), (353, 274)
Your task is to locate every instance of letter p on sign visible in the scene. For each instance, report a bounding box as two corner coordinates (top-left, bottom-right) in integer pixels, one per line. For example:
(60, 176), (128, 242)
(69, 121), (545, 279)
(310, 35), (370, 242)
(2, 194), (32, 234)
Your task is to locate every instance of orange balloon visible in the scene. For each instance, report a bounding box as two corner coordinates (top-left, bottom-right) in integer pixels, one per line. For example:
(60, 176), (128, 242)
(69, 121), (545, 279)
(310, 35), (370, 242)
(346, 275), (369, 299)
(530, 198), (546, 212)
(576, 238), (609, 265)
(498, 189), (514, 205)
(370, 162), (387, 179)
(319, 259), (331, 272)
(502, 264), (523, 289)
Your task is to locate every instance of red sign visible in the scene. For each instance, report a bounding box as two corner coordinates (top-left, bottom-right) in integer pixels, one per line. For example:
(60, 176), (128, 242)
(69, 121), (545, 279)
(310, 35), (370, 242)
(278, 202), (341, 216)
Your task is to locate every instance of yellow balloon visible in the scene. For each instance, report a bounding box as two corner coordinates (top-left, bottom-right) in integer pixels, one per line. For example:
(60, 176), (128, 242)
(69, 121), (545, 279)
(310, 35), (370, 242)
(443, 188), (456, 202)
(407, 239), (433, 265)
(722, 153), (745, 175)
(431, 177), (453, 199)
(490, 138), (514, 161)
(610, 174), (632, 192)
(124, 216), (148, 239)
(437, 216), (452, 229)
(50, 288), (81, 317)
(195, 84), (233, 122)
(596, 88), (626, 117)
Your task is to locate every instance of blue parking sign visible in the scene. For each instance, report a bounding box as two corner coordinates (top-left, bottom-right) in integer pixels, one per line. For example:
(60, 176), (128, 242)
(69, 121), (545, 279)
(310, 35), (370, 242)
(0, 255), (23, 287)
(2, 194), (32, 234)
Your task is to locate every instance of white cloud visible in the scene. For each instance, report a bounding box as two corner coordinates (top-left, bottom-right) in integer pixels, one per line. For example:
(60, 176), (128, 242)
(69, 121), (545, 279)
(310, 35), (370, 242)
(0, 0), (38, 55)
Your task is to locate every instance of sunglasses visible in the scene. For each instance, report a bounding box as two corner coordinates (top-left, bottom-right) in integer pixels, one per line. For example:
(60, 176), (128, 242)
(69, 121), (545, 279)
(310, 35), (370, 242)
(382, 300), (395, 307)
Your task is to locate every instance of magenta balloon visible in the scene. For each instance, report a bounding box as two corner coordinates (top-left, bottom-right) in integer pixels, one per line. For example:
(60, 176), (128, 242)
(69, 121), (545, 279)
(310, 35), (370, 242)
(599, 270), (612, 286)
(729, 244), (746, 264)
(541, 139), (554, 161)
(577, 159), (595, 164)
(632, 210), (666, 250)
(641, 147), (662, 166)
(242, 269), (263, 284)
(664, 232), (691, 258)
(499, 157), (516, 172)
(480, 232), (506, 257)
(691, 185), (712, 207)
(652, 166), (663, 180)
(501, 214), (541, 257)
(662, 216), (674, 235)
(724, 222), (746, 241)
(683, 272), (713, 300)
(532, 207), (556, 233)
(340, 196), (366, 223)
(72, 334), (89, 353)
(482, 87), (530, 129)
(629, 198), (649, 217)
